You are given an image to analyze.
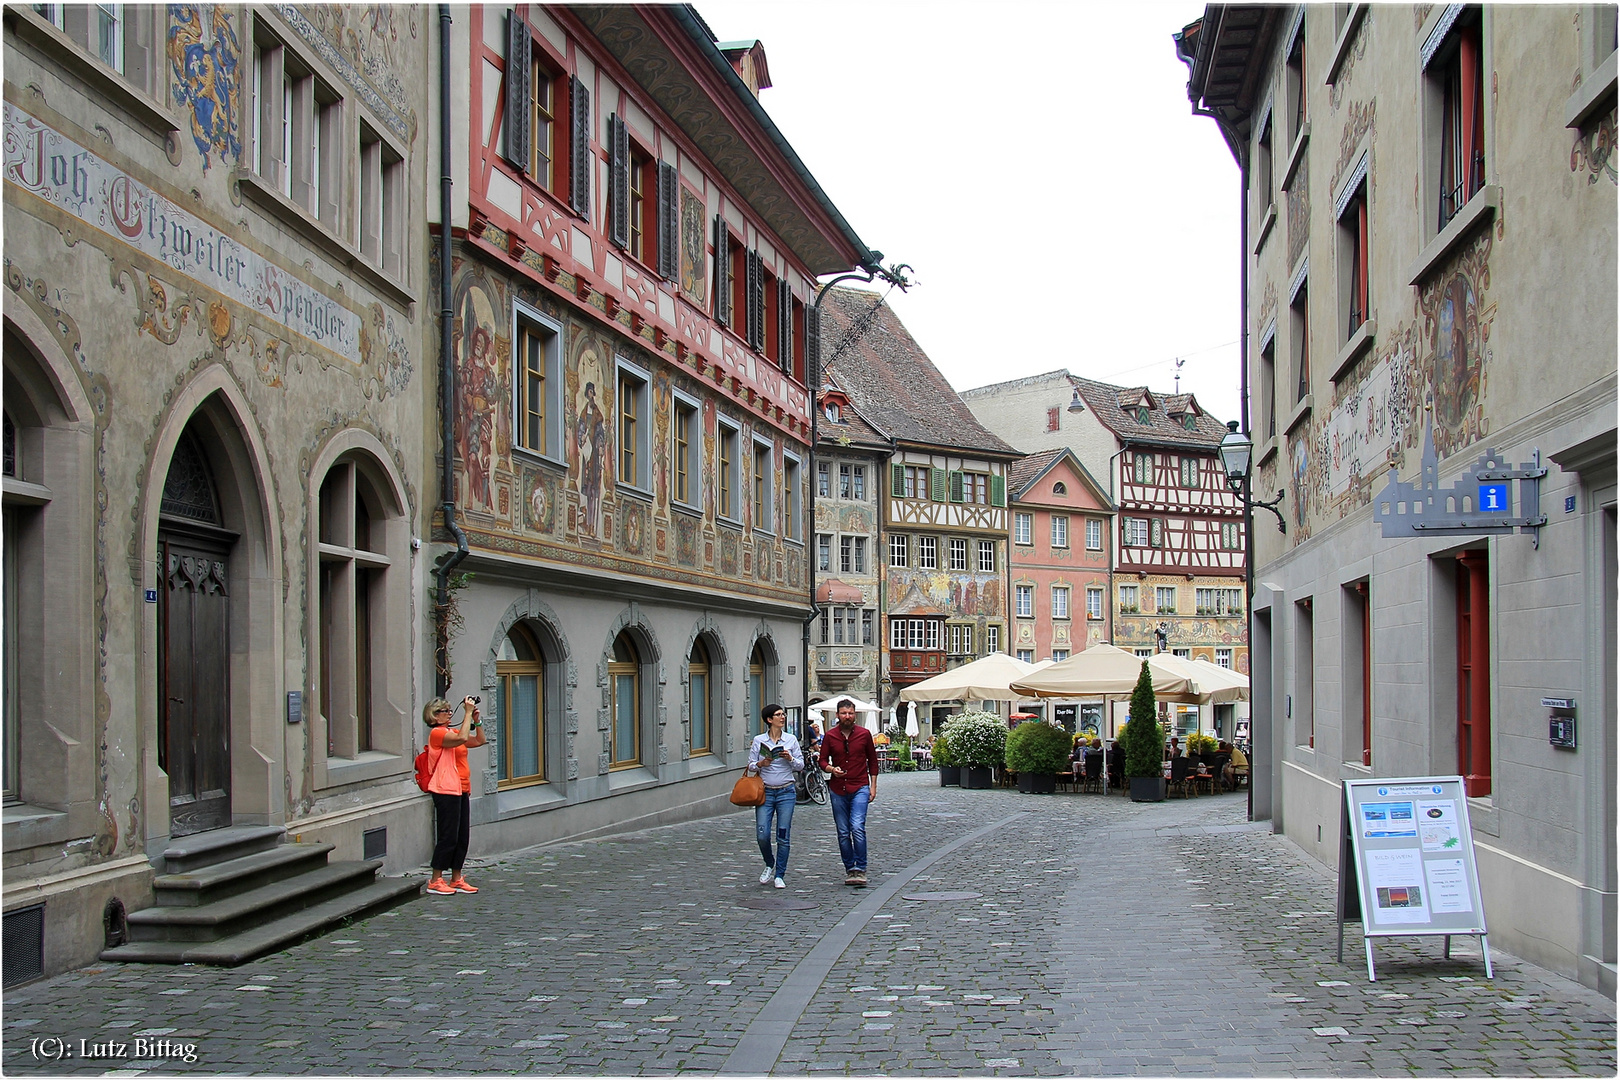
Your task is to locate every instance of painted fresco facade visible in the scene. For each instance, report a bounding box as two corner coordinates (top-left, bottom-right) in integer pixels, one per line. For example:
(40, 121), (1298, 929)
(3, 4), (432, 978)
(435, 5), (871, 856)
(961, 371), (1250, 690)
(810, 387), (887, 703)
(1180, 4), (1618, 991)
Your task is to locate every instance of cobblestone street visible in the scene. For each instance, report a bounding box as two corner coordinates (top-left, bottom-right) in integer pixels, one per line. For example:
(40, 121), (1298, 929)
(4, 772), (1614, 1076)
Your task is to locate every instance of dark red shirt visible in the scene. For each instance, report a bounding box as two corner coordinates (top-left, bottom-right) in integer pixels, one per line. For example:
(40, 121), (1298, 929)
(819, 724), (879, 794)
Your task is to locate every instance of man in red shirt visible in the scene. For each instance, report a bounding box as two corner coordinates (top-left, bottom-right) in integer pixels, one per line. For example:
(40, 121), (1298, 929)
(818, 699), (879, 886)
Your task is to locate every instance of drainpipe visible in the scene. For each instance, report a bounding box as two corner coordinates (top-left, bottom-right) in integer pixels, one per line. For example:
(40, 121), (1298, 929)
(434, 3), (468, 697)
(801, 260), (903, 735)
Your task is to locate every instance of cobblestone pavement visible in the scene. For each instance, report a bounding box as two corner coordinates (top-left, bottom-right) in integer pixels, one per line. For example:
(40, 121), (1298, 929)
(4, 772), (1614, 1076)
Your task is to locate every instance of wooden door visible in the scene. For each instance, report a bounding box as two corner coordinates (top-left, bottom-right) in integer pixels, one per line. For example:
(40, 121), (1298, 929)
(159, 532), (231, 835)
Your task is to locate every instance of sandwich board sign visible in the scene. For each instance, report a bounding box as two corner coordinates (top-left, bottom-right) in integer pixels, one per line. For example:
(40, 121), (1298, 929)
(1336, 775), (1492, 982)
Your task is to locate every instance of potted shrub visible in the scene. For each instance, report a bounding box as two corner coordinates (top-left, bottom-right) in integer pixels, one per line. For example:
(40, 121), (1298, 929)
(933, 724), (961, 786)
(1005, 719), (1072, 795)
(1121, 660), (1167, 802)
(951, 711), (1006, 789)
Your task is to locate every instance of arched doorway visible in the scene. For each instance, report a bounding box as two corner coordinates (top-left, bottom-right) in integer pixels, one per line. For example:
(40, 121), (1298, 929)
(157, 426), (237, 835)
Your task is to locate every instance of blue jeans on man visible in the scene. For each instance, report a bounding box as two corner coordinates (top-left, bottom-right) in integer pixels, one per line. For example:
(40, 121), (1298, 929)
(756, 784), (797, 878)
(828, 784), (870, 872)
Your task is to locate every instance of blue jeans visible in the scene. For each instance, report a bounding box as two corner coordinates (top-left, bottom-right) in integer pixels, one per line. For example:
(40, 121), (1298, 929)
(756, 785), (797, 878)
(828, 785), (870, 872)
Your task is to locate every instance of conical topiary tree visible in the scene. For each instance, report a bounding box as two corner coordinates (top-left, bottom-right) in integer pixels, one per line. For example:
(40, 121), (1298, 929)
(1121, 660), (1165, 778)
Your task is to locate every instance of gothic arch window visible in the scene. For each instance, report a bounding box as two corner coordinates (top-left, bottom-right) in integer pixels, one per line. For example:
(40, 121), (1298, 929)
(161, 430), (222, 524)
(609, 632), (641, 767)
(746, 636), (778, 738)
(497, 623), (545, 787)
(312, 445), (410, 768)
(688, 637), (713, 756)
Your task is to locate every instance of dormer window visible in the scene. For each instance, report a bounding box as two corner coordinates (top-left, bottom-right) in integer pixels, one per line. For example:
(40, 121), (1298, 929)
(824, 402), (841, 422)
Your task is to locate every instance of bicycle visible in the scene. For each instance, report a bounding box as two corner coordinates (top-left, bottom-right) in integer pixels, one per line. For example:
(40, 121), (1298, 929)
(799, 756), (828, 804)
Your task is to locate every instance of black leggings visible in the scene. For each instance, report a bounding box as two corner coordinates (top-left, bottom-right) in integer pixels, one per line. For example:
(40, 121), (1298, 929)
(431, 791), (470, 874)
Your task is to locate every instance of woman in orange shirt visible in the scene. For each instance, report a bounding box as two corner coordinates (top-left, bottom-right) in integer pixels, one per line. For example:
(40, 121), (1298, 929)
(423, 696), (486, 895)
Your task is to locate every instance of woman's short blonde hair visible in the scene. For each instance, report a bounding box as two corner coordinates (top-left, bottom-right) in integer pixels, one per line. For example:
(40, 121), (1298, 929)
(423, 698), (453, 725)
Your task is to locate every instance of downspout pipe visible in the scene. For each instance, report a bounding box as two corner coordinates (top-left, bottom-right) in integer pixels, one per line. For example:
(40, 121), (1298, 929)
(434, 3), (468, 698)
(801, 262), (890, 735)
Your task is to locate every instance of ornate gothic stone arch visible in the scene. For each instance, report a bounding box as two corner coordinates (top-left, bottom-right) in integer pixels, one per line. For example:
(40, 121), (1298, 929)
(597, 602), (666, 770)
(677, 613), (731, 758)
(482, 591), (579, 782)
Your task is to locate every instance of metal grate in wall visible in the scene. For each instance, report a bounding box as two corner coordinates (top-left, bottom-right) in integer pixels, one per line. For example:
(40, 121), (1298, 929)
(3, 904), (44, 988)
(362, 827), (387, 861)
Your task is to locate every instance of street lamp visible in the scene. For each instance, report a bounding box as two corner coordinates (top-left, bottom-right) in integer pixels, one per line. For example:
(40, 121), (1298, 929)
(1217, 421), (1287, 533)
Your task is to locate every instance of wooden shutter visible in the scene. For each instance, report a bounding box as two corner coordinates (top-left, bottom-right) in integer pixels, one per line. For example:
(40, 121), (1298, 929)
(569, 75), (590, 217)
(1151, 519), (1163, 547)
(777, 280), (793, 373)
(607, 114), (629, 249)
(657, 162), (679, 279)
(805, 302), (821, 386)
(505, 14), (531, 170)
(712, 216), (729, 326)
(930, 467), (947, 502)
(948, 470), (964, 503)
(891, 463), (905, 495)
(990, 474), (1006, 507)
(745, 250), (764, 350)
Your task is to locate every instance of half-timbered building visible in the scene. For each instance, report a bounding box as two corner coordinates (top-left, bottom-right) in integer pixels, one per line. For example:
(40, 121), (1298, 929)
(819, 287), (1019, 732)
(963, 370), (1248, 739)
(435, 5), (875, 854)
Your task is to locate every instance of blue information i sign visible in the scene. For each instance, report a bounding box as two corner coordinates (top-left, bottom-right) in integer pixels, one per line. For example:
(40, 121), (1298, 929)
(1477, 482), (1509, 513)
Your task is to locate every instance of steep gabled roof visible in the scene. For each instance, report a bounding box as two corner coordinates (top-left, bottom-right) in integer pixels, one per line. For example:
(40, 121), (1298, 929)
(1070, 374), (1229, 451)
(1006, 447), (1116, 510)
(820, 286), (1019, 459)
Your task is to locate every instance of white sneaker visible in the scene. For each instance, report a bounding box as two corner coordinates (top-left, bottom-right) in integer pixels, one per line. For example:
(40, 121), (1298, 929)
(759, 865), (774, 884)
(773, 877), (786, 889)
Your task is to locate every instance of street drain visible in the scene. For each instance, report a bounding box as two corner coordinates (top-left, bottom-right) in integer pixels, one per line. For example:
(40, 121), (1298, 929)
(736, 897), (819, 911)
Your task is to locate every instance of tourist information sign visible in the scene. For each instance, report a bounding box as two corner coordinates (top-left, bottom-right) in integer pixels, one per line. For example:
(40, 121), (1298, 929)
(1373, 424), (1546, 547)
(1336, 775), (1492, 982)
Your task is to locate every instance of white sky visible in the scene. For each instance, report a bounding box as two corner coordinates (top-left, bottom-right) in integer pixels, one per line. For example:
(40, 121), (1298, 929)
(697, 0), (1246, 426)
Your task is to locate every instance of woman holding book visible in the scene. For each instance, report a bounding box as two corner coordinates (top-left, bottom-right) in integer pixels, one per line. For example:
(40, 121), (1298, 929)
(748, 704), (804, 889)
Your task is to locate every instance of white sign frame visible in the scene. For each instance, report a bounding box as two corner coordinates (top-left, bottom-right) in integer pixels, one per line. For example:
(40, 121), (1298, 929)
(1337, 775), (1492, 982)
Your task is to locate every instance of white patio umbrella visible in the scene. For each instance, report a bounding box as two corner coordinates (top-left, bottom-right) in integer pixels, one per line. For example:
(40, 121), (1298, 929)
(1188, 658), (1250, 702)
(807, 696), (883, 733)
(1008, 644), (1202, 701)
(899, 652), (1052, 702)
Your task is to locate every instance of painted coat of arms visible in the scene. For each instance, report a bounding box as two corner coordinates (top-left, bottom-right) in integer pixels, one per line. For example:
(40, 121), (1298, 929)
(169, 4), (242, 170)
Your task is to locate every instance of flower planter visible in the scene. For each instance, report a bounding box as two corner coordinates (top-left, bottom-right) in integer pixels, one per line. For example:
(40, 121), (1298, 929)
(1129, 776), (1167, 802)
(1018, 771), (1057, 795)
(962, 766), (993, 789)
(938, 765), (961, 786)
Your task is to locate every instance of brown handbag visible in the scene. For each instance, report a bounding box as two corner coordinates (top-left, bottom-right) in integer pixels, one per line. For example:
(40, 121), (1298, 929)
(729, 772), (766, 807)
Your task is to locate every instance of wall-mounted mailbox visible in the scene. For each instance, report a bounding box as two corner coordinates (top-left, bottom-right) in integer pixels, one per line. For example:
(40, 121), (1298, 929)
(1543, 697), (1576, 749)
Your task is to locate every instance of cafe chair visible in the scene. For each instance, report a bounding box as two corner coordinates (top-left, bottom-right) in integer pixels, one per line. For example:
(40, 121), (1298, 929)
(1168, 756), (1194, 798)
(1081, 753), (1104, 793)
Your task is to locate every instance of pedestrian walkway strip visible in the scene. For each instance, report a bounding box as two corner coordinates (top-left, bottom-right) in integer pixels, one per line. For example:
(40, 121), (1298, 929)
(719, 811), (1026, 1075)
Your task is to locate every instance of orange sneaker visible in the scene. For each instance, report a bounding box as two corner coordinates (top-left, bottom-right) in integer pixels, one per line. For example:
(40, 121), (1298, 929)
(425, 879), (455, 895)
(450, 877), (478, 893)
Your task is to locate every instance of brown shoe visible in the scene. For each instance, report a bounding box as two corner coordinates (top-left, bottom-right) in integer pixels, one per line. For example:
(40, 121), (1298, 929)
(844, 871), (860, 886)
(849, 870), (868, 887)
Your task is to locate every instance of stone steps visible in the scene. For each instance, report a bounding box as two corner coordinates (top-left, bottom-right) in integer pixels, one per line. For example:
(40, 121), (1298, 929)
(99, 825), (418, 967)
